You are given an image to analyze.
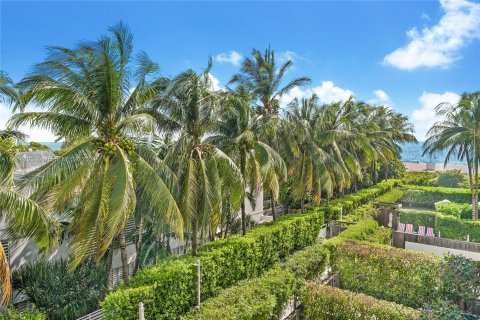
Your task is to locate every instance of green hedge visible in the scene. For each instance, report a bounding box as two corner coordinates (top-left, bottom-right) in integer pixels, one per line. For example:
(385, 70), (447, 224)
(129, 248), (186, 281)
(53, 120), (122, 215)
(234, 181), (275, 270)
(435, 202), (472, 220)
(181, 268), (296, 320)
(399, 209), (438, 229)
(402, 185), (471, 208)
(301, 284), (421, 320)
(399, 208), (480, 242)
(0, 308), (46, 320)
(333, 242), (440, 308)
(376, 188), (404, 203)
(102, 180), (398, 319)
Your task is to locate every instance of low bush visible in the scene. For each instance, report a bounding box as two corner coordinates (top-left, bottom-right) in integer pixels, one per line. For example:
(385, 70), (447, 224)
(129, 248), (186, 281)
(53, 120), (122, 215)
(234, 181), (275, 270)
(0, 308), (46, 320)
(283, 241), (329, 281)
(333, 242), (441, 308)
(436, 171), (469, 188)
(12, 259), (108, 320)
(181, 268), (296, 320)
(301, 284), (421, 320)
(399, 209), (438, 229)
(363, 226), (393, 245)
(402, 185), (471, 208)
(435, 202), (472, 220)
(436, 215), (480, 242)
(376, 188), (404, 203)
(403, 172), (438, 186)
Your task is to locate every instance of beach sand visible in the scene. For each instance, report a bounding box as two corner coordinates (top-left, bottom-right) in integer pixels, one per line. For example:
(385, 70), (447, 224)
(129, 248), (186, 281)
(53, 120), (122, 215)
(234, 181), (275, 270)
(403, 162), (469, 173)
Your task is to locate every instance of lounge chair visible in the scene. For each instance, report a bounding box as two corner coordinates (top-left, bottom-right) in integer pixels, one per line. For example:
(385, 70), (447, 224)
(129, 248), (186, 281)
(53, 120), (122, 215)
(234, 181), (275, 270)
(397, 223), (405, 233)
(418, 226), (426, 236)
(405, 224), (414, 234)
(426, 227), (435, 237)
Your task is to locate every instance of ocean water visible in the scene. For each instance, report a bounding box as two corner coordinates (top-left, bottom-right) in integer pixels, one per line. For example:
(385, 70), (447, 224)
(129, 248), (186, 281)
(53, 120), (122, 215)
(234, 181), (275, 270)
(40, 142), (62, 150)
(400, 142), (467, 165)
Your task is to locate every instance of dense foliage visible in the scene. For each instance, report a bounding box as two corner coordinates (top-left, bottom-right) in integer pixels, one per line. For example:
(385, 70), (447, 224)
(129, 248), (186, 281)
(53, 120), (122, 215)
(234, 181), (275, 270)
(12, 259), (108, 320)
(435, 201), (472, 219)
(402, 171), (469, 189)
(333, 242), (441, 308)
(399, 209), (438, 228)
(301, 284), (421, 320)
(0, 308), (46, 320)
(402, 185), (471, 208)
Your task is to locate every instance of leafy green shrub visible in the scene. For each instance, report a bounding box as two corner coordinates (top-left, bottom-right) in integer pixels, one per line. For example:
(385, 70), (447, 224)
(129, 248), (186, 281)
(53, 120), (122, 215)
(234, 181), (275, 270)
(363, 226), (393, 245)
(421, 300), (465, 320)
(181, 268), (296, 320)
(283, 241), (329, 281)
(436, 215), (480, 242)
(403, 172), (438, 186)
(13, 259), (108, 320)
(399, 209), (438, 228)
(333, 242), (441, 308)
(376, 188), (404, 203)
(436, 171), (469, 188)
(301, 284), (421, 320)
(0, 308), (46, 320)
(102, 212), (324, 319)
(378, 158), (407, 180)
(435, 202), (472, 220)
(402, 185), (471, 208)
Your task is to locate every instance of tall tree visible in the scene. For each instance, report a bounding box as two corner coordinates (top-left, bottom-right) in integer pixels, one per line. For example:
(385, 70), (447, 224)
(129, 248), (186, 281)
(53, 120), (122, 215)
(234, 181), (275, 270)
(162, 62), (243, 254)
(424, 92), (480, 219)
(8, 23), (183, 284)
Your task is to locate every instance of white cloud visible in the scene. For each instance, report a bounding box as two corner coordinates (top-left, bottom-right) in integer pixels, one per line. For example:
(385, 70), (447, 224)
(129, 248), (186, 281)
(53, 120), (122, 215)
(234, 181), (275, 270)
(0, 103), (57, 142)
(280, 81), (354, 108)
(277, 50), (299, 63)
(383, 0), (480, 70)
(215, 50), (243, 66)
(368, 89), (394, 108)
(411, 91), (460, 140)
(208, 73), (223, 91)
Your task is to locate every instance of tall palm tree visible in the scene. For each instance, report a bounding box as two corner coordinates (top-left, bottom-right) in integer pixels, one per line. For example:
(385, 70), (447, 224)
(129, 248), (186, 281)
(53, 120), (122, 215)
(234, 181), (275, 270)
(229, 48), (311, 216)
(284, 95), (343, 212)
(424, 92), (480, 219)
(162, 62), (243, 255)
(7, 23), (183, 284)
(207, 89), (286, 234)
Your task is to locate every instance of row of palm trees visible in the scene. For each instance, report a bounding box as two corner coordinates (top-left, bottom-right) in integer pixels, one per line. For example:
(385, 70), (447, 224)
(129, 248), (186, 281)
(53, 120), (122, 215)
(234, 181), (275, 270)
(0, 23), (416, 292)
(424, 92), (480, 220)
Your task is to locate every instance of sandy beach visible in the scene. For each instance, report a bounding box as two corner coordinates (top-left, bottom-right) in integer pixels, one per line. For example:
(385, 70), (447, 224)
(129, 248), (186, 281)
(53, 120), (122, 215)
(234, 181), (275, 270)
(403, 162), (469, 173)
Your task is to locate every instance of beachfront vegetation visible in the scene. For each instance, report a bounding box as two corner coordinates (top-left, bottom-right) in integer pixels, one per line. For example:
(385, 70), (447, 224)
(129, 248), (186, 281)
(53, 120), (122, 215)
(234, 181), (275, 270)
(423, 92), (480, 219)
(0, 23), (421, 318)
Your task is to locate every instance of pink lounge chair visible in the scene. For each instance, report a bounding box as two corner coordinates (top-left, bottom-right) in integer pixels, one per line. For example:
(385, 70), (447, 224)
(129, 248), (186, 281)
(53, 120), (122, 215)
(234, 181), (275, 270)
(418, 226), (426, 236)
(397, 223), (406, 233)
(405, 224), (414, 234)
(426, 227), (435, 237)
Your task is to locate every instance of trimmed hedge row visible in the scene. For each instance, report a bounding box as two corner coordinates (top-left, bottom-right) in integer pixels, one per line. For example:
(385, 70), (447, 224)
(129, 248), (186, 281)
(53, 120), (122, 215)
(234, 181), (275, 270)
(402, 185), (471, 208)
(435, 201), (472, 219)
(0, 308), (46, 320)
(399, 208), (480, 242)
(102, 180), (398, 319)
(333, 242), (441, 308)
(301, 284), (421, 320)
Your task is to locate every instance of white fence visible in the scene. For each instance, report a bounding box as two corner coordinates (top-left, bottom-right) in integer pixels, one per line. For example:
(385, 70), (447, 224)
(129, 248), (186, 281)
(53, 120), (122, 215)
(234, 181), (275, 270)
(77, 309), (104, 320)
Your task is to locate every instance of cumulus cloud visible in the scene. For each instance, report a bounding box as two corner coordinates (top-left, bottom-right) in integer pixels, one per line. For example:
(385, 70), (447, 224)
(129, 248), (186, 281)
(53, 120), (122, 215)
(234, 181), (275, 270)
(215, 50), (243, 66)
(208, 73), (223, 91)
(411, 91), (460, 140)
(368, 89), (394, 108)
(383, 0), (480, 70)
(280, 81), (354, 108)
(0, 103), (58, 142)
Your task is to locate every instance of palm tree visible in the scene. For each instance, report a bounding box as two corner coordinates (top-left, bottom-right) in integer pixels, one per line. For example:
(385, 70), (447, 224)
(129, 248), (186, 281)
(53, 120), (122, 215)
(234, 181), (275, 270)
(424, 92), (480, 219)
(7, 23), (183, 284)
(207, 89), (286, 234)
(284, 95), (344, 212)
(229, 48), (311, 216)
(162, 62), (243, 255)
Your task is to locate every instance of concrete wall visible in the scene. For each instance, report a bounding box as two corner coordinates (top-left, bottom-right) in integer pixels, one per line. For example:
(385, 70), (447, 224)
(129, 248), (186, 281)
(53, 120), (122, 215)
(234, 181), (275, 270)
(238, 188), (265, 223)
(405, 241), (480, 261)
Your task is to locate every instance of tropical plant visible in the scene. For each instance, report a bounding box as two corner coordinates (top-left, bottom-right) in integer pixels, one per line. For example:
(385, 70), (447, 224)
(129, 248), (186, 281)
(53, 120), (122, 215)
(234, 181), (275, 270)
(207, 89), (285, 233)
(424, 92), (480, 219)
(13, 259), (108, 320)
(161, 61), (243, 254)
(7, 23), (183, 284)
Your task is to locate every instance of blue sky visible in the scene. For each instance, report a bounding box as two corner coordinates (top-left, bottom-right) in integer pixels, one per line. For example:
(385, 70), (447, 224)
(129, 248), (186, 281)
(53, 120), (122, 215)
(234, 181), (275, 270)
(1, 0), (480, 141)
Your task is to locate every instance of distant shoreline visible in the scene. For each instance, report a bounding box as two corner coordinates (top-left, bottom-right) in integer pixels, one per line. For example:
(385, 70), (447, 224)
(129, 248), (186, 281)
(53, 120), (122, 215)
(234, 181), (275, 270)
(403, 161), (469, 173)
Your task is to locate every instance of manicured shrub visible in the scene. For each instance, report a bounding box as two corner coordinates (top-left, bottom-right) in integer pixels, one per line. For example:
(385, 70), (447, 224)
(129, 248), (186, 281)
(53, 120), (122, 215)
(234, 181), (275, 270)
(0, 308), (46, 320)
(376, 188), (404, 203)
(363, 226), (393, 245)
(435, 202), (472, 220)
(436, 215), (480, 242)
(403, 172), (438, 186)
(283, 241), (329, 281)
(301, 284), (421, 320)
(436, 171), (469, 188)
(333, 242), (441, 308)
(399, 209), (438, 229)
(402, 185), (471, 208)
(181, 269), (296, 320)
(13, 259), (108, 320)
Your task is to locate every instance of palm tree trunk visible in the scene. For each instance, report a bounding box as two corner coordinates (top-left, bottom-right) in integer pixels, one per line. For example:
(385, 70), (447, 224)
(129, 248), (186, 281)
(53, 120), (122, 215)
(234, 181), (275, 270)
(473, 132), (479, 220)
(301, 194), (305, 213)
(240, 200), (247, 236)
(134, 216), (144, 274)
(191, 219), (198, 256)
(240, 152), (247, 235)
(269, 190), (276, 220)
(118, 229), (130, 286)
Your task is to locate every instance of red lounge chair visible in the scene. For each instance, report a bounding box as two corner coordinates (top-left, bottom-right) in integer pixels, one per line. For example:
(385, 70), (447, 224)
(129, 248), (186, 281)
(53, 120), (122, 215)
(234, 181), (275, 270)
(397, 223), (406, 233)
(418, 226), (426, 236)
(426, 227), (435, 237)
(405, 224), (414, 234)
